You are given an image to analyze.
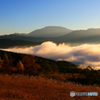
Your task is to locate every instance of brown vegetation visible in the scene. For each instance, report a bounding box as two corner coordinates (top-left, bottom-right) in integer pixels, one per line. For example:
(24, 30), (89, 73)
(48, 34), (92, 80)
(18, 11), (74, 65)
(0, 50), (100, 100)
(16, 61), (24, 71)
(0, 74), (100, 100)
(0, 50), (100, 86)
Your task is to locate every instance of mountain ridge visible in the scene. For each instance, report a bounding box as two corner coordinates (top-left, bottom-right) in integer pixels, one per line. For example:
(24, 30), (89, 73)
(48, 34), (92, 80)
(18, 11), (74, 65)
(53, 28), (100, 43)
(1, 26), (100, 44)
(26, 26), (73, 37)
(0, 26), (72, 37)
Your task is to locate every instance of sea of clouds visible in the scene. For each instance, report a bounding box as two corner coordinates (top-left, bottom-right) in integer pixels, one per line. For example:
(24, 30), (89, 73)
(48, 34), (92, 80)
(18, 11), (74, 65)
(1, 41), (100, 69)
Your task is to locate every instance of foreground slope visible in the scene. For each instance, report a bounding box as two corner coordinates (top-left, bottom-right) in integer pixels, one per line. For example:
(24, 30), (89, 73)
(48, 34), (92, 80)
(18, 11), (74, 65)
(0, 49), (100, 86)
(0, 49), (78, 75)
(0, 74), (100, 100)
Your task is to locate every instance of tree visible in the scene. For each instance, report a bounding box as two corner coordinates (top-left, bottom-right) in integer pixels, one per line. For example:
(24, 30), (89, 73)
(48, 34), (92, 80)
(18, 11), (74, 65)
(0, 57), (4, 69)
(2, 53), (9, 69)
(3, 53), (8, 60)
(32, 63), (41, 71)
(22, 55), (36, 67)
(17, 61), (24, 72)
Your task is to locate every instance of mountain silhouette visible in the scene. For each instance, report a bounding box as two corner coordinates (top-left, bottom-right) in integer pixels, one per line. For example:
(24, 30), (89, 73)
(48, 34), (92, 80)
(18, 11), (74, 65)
(54, 28), (100, 43)
(28, 26), (72, 37)
(1, 27), (100, 44)
(0, 39), (42, 48)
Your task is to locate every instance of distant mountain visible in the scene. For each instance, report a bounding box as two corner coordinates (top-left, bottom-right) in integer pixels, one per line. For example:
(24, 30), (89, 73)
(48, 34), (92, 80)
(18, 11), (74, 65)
(1, 27), (100, 44)
(0, 39), (42, 48)
(0, 26), (72, 42)
(0, 35), (53, 42)
(53, 28), (100, 43)
(27, 26), (72, 37)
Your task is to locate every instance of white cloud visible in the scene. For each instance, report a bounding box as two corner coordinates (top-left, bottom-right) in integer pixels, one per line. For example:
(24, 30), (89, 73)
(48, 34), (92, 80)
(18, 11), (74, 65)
(1, 41), (100, 69)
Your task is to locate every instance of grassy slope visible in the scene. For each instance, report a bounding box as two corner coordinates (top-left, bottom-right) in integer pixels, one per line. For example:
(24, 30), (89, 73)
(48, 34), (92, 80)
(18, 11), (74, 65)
(0, 49), (100, 86)
(0, 74), (100, 100)
(0, 50), (100, 99)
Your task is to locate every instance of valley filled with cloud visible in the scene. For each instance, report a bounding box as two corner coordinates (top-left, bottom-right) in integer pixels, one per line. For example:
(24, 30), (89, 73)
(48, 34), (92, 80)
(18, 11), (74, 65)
(1, 41), (100, 69)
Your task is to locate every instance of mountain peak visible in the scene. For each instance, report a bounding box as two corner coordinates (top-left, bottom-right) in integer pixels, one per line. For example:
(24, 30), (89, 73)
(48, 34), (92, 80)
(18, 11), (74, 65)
(44, 26), (68, 29)
(28, 26), (72, 37)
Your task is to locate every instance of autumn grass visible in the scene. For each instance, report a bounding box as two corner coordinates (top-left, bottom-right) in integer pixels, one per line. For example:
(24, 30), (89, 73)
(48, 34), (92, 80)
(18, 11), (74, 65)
(0, 74), (100, 100)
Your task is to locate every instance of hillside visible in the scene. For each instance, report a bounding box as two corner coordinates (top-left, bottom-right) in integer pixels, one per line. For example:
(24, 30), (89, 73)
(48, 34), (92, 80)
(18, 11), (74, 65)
(0, 49), (78, 75)
(0, 50), (100, 86)
(0, 35), (52, 42)
(54, 28), (100, 43)
(0, 74), (100, 100)
(0, 39), (42, 48)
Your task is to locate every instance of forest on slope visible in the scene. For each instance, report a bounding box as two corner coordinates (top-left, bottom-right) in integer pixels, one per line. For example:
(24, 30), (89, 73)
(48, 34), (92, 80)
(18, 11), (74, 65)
(0, 50), (100, 86)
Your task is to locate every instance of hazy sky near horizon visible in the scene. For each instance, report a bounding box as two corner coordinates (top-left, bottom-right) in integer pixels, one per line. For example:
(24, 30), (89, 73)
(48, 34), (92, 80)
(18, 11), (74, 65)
(0, 0), (100, 34)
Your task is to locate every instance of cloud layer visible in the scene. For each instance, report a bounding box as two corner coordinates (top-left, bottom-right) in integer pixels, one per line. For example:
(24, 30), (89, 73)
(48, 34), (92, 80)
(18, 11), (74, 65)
(1, 41), (100, 69)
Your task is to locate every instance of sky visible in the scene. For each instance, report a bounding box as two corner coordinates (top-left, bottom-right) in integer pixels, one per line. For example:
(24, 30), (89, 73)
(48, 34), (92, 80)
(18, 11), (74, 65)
(0, 0), (100, 35)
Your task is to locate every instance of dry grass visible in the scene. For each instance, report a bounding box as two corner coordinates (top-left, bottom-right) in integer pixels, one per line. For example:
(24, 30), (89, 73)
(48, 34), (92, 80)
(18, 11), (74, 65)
(0, 74), (100, 100)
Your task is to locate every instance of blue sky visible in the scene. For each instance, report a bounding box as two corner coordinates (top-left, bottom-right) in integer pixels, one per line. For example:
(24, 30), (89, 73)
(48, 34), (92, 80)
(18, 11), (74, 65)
(0, 0), (100, 35)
